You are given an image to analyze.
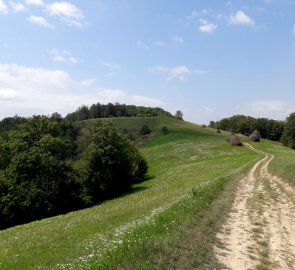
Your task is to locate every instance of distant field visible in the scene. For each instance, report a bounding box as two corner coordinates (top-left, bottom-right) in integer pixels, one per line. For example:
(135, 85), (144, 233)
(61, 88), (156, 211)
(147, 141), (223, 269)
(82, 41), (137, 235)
(0, 117), (259, 269)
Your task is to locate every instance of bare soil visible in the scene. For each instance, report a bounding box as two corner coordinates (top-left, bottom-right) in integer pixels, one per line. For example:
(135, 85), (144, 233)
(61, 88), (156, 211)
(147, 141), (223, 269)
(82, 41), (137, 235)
(215, 143), (295, 270)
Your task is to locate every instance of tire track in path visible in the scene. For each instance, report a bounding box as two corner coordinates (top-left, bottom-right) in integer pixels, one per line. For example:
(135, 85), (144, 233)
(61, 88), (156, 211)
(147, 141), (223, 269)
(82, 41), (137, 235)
(214, 143), (295, 270)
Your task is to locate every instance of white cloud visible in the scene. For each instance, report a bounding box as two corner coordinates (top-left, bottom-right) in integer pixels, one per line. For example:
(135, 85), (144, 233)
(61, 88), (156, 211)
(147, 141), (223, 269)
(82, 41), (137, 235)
(80, 79), (96, 86)
(49, 49), (79, 64)
(154, 41), (165, 46)
(237, 100), (295, 120)
(131, 95), (163, 106)
(46, 1), (84, 27)
(0, 0), (8, 14)
(229, 10), (255, 26)
(0, 63), (163, 118)
(0, 89), (20, 100)
(25, 0), (44, 6)
(187, 9), (211, 20)
(149, 65), (204, 80)
(102, 62), (121, 76)
(249, 100), (287, 113)
(199, 19), (218, 33)
(9, 2), (25, 12)
(136, 40), (149, 49)
(172, 35), (184, 44)
(103, 62), (120, 71)
(28, 15), (55, 28)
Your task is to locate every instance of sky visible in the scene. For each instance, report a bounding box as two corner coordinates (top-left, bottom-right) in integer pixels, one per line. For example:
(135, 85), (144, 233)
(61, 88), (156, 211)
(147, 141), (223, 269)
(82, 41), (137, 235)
(1, 0), (295, 124)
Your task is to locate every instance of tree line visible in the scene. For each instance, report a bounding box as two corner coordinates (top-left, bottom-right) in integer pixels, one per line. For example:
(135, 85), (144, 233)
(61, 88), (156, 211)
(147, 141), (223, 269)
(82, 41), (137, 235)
(65, 103), (173, 121)
(209, 113), (295, 148)
(0, 116), (148, 229)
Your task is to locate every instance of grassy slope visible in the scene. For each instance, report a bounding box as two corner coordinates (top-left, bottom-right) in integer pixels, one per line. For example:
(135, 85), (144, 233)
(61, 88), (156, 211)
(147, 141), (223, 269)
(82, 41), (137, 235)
(0, 117), (259, 270)
(245, 139), (295, 186)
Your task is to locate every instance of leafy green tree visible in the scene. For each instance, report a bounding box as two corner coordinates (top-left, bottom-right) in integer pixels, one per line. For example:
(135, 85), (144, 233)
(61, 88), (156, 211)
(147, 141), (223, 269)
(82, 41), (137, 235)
(208, 121), (216, 128)
(0, 116), (79, 229)
(281, 112), (295, 148)
(77, 121), (148, 205)
(0, 138), (10, 170)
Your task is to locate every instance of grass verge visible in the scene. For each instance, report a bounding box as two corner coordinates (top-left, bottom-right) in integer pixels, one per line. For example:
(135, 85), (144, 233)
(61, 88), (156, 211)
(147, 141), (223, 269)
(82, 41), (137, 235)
(85, 164), (255, 269)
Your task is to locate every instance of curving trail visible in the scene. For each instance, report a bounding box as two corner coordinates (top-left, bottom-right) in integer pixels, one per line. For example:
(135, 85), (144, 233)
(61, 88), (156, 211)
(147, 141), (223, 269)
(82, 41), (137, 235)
(215, 143), (295, 270)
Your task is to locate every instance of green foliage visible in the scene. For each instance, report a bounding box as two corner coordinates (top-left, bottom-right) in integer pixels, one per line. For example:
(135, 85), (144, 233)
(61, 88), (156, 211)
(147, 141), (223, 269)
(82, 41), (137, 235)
(161, 126), (169, 135)
(0, 116), (148, 229)
(66, 103), (173, 121)
(213, 115), (284, 141)
(281, 112), (295, 149)
(140, 124), (151, 135)
(76, 121), (148, 205)
(0, 116), (79, 229)
(175, 110), (183, 120)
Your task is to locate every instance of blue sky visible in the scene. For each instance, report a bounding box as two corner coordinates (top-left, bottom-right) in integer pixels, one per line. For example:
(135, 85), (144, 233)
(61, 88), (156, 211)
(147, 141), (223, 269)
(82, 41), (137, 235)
(1, 0), (295, 123)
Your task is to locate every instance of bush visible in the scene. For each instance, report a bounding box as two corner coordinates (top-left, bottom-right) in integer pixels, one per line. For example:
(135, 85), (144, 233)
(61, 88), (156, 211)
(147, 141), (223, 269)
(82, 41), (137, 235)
(140, 125), (151, 135)
(77, 121), (148, 205)
(161, 126), (169, 135)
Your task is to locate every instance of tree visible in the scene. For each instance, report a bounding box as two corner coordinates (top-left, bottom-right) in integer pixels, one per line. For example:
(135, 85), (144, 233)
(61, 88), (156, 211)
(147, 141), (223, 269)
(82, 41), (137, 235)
(77, 121), (148, 205)
(281, 112), (295, 149)
(0, 116), (79, 229)
(209, 121), (216, 128)
(175, 110), (183, 120)
(140, 125), (151, 135)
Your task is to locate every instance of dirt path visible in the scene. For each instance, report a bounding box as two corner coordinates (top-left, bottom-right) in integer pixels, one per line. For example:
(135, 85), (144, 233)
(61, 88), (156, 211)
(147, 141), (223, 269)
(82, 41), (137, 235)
(215, 143), (295, 270)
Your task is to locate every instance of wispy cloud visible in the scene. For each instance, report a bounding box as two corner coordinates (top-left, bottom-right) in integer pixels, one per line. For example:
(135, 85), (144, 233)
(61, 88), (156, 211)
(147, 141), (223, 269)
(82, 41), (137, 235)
(199, 19), (218, 33)
(154, 41), (165, 46)
(48, 49), (79, 64)
(25, 0), (44, 6)
(9, 2), (25, 13)
(148, 65), (204, 80)
(46, 1), (85, 27)
(187, 9), (211, 20)
(0, 63), (163, 118)
(229, 10), (255, 26)
(171, 35), (184, 44)
(28, 15), (55, 28)
(102, 62), (121, 76)
(0, 0), (8, 15)
(136, 40), (149, 49)
(236, 100), (295, 120)
(0, 89), (21, 101)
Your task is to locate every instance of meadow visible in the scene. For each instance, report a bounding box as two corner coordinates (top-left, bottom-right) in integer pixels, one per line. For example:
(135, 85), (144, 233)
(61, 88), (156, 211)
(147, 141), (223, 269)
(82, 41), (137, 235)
(0, 117), (273, 269)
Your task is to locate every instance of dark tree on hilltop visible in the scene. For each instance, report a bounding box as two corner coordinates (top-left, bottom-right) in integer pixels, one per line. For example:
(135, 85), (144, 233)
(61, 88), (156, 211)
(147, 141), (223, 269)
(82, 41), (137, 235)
(175, 110), (183, 120)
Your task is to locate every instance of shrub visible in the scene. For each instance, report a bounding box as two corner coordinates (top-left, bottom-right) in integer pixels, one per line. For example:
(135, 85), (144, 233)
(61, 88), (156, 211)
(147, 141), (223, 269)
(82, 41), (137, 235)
(161, 126), (169, 135)
(140, 125), (151, 135)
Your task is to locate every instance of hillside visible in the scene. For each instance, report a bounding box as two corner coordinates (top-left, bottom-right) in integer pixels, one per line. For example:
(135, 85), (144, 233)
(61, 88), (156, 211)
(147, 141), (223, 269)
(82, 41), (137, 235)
(1, 117), (294, 269)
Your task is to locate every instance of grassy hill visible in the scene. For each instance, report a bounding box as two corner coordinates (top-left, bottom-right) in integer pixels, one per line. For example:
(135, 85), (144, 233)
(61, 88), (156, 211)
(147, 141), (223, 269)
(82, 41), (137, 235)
(2, 117), (294, 269)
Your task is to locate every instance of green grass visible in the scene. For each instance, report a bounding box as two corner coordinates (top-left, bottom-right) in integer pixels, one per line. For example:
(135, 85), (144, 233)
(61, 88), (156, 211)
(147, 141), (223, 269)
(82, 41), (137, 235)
(0, 117), (259, 270)
(246, 140), (295, 186)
